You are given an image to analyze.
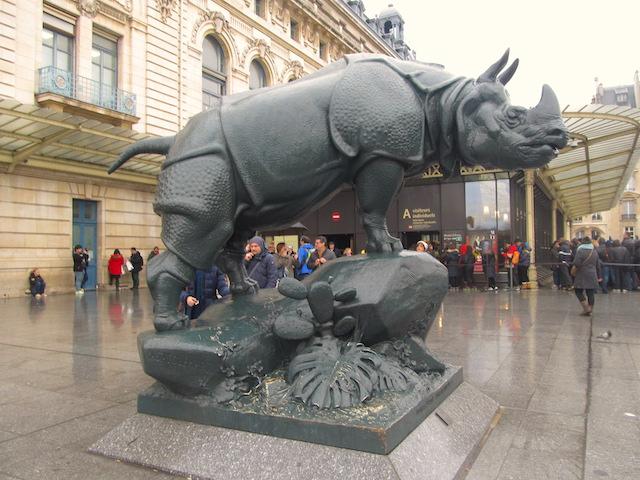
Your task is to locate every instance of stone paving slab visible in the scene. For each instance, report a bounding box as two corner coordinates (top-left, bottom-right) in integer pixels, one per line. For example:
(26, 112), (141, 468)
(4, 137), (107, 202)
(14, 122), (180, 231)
(1, 289), (639, 479)
(91, 382), (499, 480)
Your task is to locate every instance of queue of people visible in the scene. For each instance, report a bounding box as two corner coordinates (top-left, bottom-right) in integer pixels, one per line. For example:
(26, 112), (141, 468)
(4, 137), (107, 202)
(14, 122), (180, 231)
(551, 233), (640, 294)
(412, 237), (532, 292)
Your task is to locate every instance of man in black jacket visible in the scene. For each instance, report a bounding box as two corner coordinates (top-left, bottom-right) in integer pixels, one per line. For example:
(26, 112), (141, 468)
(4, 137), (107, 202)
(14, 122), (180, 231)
(129, 247), (144, 289)
(307, 236), (337, 271)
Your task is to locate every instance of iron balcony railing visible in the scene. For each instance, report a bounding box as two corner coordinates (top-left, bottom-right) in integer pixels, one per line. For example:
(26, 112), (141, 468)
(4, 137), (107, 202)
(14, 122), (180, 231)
(37, 66), (137, 116)
(621, 213), (637, 221)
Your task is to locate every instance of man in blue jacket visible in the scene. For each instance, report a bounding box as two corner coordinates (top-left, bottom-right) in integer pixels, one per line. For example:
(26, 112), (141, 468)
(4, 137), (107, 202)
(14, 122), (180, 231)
(181, 265), (230, 319)
(244, 236), (277, 289)
(295, 235), (314, 280)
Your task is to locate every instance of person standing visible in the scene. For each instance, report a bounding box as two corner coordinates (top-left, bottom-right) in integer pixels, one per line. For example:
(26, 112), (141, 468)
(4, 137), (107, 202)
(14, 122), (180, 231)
(459, 243), (475, 289)
(129, 247), (144, 289)
(244, 236), (277, 289)
(558, 241), (573, 289)
(442, 244), (461, 289)
(72, 244), (86, 294)
(572, 237), (600, 315)
(610, 240), (631, 292)
(274, 242), (295, 280)
(518, 243), (531, 287)
(307, 236), (337, 271)
(80, 247), (90, 290)
(480, 239), (497, 291)
(147, 246), (160, 263)
(328, 241), (342, 258)
(108, 249), (125, 290)
(295, 236), (314, 280)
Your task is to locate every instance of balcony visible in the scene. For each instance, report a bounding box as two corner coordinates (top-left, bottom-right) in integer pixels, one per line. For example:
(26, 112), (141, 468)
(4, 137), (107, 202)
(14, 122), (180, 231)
(36, 66), (138, 127)
(621, 213), (637, 221)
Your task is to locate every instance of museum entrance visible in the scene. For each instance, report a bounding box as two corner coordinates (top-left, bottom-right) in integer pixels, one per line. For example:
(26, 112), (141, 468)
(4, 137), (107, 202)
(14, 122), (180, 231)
(323, 234), (353, 256)
(401, 231), (440, 251)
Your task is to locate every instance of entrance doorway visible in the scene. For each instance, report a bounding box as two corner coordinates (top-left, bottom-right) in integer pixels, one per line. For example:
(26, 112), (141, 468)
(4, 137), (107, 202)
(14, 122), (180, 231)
(324, 234), (353, 256)
(401, 231), (440, 251)
(72, 199), (98, 290)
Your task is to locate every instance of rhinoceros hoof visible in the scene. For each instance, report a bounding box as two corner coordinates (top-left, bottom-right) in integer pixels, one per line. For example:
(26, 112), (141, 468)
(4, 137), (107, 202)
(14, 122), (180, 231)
(273, 313), (315, 340)
(231, 279), (259, 296)
(154, 313), (189, 332)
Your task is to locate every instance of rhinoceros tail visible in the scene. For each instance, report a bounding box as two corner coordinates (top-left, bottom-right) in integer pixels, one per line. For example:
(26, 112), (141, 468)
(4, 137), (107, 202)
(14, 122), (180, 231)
(108, 136), (175, 174)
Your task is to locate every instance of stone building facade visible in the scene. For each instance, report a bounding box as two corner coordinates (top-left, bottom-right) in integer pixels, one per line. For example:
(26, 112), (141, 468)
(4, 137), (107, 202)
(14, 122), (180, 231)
(0, 0), (409, 297)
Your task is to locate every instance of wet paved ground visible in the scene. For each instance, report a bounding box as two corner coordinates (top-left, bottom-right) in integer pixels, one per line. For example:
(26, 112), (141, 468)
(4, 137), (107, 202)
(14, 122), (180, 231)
(0, 288), (638, 479)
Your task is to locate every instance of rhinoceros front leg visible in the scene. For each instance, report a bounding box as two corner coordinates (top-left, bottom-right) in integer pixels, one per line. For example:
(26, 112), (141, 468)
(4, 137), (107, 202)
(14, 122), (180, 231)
(218, 229), (259, 296)
(355, 158), (404, 253)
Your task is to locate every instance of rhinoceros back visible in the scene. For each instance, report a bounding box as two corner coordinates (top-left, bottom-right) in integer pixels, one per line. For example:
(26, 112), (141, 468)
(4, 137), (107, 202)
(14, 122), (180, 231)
(328, 55), (425, 176)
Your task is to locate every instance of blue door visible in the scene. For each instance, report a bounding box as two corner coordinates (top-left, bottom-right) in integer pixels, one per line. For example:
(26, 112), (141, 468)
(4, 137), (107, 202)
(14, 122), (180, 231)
(72, 199), (98, 290)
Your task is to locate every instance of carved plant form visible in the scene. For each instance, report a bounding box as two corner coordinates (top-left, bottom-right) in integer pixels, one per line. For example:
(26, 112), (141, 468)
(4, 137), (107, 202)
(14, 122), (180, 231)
(276, 276), (419, 409)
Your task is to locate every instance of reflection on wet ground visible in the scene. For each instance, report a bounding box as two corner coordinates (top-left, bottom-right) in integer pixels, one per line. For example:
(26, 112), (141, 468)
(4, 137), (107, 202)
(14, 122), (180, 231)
(0, 288), (638, 479)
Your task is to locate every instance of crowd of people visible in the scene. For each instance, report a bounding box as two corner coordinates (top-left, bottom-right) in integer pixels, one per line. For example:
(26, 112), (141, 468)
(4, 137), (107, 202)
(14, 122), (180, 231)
(413, 238), (532, 292)
(551, 233), (640, 294)
(27, 231), (638, 319)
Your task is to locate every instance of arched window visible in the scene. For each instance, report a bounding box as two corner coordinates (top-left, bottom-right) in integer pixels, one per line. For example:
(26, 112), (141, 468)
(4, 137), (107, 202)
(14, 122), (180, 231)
(202, 36), (226, 110)
(384, 21), (393, 34)
(249, 60), (267, 90)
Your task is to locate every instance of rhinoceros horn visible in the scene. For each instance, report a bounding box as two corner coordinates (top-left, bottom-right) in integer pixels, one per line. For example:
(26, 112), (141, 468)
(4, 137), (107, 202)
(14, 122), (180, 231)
(477, 49), (510, 83)
(529, 84), (562, 118)
(498, 58), (519, 85)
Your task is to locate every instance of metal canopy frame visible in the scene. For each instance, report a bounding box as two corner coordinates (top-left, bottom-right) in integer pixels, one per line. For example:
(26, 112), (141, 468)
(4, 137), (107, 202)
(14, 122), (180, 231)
(0, 99), (163, 185)
(542, 104), (640, 217)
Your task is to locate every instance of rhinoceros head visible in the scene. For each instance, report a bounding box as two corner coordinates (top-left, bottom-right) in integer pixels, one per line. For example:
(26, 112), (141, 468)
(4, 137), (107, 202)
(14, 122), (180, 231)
(456, 50), (568, 170)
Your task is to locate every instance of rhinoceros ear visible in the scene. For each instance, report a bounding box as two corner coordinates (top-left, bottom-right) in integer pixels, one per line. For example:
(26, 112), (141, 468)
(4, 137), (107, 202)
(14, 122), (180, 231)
(477, 49), (510, 83)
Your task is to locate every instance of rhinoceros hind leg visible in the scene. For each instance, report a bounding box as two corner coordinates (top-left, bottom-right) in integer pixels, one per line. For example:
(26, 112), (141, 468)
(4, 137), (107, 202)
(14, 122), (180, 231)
(218, 229), (259, 296)
(355, 158), (405, 253)
(147, 251), (194, 331)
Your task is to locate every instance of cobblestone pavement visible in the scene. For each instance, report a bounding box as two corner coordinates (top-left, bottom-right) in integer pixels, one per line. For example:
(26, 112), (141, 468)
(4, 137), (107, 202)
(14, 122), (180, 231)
(0, 288), (638, 479)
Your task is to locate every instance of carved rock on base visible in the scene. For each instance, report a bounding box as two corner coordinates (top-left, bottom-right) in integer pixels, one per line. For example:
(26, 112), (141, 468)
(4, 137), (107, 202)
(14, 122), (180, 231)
(138, 251), (448, 399)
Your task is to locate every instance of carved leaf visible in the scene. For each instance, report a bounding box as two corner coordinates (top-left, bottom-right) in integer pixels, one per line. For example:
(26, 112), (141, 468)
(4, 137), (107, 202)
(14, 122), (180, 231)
(376, 357), (419, 393)
(287, 338), (381, 409)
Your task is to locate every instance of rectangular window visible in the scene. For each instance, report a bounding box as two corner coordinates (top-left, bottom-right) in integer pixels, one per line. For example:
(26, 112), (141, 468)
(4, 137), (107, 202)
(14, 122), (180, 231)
(624, 226), (634, 237)
(255, 0), (265, 18)
(290, 20), (299, 41)
(91, 33), (118, 109)
(591, 212), (602, 221)
(42, 27), (74, 72)
(616, 93), (628, 105)
(319, 41), (327, 60)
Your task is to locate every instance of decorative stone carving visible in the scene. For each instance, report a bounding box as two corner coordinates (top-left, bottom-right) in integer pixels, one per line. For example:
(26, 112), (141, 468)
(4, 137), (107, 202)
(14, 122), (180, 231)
(156, 0), (177, 22)
(241, 38), (271, 66)
(75, 0), (100, 17)
(114, 0), (133, 11)
(191, 10), (230, 44)
(279, 59), (304, 82)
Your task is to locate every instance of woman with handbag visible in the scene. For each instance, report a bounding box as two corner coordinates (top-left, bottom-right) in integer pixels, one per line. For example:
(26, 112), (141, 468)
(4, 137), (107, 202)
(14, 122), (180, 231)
(571, 237), (601, 316)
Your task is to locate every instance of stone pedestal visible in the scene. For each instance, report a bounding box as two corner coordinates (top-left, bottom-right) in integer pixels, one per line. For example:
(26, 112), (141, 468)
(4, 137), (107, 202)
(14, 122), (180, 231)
(90, 382), (499, 480)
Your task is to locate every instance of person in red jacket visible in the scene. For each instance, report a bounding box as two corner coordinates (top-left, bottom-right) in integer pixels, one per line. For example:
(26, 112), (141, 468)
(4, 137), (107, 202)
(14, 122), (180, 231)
(108, 249), (125, 290)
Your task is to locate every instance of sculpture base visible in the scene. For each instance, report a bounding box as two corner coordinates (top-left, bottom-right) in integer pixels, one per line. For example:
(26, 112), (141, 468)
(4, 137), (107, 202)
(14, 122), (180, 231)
(90, 382), (499, 480)
(136, 365), (461, 455)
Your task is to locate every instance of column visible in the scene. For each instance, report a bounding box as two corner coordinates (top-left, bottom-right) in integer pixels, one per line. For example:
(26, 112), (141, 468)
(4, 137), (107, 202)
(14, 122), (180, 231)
(525, 170), (538, 288)
(551, 199), (558, 241)
(75, 14), (94, 80)
(564, 220), (571, 240)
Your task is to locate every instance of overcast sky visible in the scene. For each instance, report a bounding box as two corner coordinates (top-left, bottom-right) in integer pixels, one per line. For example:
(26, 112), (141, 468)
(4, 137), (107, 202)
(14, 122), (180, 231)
(363, 0), (638, 108)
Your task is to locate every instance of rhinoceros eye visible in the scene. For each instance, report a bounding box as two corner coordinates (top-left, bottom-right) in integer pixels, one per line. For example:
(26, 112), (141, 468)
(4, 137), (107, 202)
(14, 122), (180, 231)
(505, 107), (525, 127)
